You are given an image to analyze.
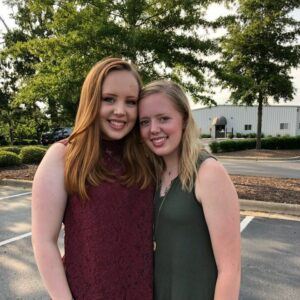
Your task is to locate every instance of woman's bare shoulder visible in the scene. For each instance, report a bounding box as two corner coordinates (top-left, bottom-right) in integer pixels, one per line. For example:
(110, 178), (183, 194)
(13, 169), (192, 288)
(43, 142), (67, 163)
(198, 157), (226, 179)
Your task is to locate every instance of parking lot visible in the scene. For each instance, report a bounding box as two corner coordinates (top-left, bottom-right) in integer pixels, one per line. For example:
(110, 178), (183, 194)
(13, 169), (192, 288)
(1, 185), (300, 300)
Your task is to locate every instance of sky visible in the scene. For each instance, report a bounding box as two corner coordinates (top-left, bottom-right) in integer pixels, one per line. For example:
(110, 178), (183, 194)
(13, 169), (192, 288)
(0, 1), (299, 108)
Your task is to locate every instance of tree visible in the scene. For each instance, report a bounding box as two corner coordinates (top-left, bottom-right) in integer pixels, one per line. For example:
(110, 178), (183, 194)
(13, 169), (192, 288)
(220, 0), (300, 149)
(0, 0), (59, 144)
(0, 5), (51, 144)
(3, 0), (220, 122)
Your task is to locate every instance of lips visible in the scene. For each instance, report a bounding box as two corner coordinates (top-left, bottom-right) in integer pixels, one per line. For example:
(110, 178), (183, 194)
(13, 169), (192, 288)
(151, 136), (168, 147)
(108, 119), (127, 130)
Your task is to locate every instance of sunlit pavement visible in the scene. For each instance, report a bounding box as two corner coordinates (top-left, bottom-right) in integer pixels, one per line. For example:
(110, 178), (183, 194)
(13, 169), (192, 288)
(1, 185), (299, 300)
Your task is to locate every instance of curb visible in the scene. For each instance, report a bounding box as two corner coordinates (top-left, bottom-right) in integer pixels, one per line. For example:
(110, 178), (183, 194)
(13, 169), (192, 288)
(240, 199), (300, 217)
(0, 179), (33, 188)
(1, 179), (300, 218)
(216, 155), (300, 161)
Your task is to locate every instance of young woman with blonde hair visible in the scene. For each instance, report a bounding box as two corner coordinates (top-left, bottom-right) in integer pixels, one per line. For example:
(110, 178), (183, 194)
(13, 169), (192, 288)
(139, 80), (241, 300)
(32, 57), (155, 299)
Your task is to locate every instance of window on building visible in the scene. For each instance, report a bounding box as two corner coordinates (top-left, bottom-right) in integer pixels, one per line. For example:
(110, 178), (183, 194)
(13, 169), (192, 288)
(244, 124), (252, 130)
(298, 123), (300, 129)
(280, 123), (288, 130)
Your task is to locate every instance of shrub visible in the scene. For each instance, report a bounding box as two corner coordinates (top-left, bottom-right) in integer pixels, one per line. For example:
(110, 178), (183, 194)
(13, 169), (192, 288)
(0, 135), (8, 146)
(201, 134), (211, 138)
(209, 141), (220, 153)
(210, 139), (256, 153)
(0, 146), (21, 154)
(212, 136), (300, 153)
(13, 139), (39, 145)
(0, 150), (21, 167)
(261, 136), (300, 150)
(19, 146), (46, 164)
(236, 133), (242, 138)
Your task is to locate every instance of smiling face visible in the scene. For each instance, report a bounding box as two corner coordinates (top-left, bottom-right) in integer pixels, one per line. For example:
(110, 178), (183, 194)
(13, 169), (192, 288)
(139, 92), (185, 160)
(100, 70), (139, 140)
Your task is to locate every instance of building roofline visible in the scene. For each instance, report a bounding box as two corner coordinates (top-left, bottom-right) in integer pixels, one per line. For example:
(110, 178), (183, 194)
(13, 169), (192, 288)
(192, 104), (300, 111)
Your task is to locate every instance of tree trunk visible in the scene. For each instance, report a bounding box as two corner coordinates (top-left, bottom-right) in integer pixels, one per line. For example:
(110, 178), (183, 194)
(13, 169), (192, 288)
(256, 95), (263, 150)
(8, 119), (14, 145)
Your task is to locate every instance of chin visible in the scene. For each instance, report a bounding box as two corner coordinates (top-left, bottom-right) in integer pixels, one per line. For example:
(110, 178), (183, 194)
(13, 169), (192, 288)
(149, 148), (168, 157)
(102, 130), (128, 140)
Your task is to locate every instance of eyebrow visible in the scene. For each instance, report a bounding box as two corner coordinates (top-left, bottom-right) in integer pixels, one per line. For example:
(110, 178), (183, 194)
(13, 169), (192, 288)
(102, 93), (138, 99)
(139, 113), (167, 119)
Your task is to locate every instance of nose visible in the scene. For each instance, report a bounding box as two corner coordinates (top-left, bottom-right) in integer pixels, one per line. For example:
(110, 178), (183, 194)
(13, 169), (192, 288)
(113, 102), (125, 116)
(150, 120), (160, 134)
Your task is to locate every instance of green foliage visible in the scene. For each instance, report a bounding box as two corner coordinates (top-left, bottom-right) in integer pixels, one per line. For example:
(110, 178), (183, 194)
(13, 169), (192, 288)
(219, 139), (256, 152)
(209, 141), (220, 153)
(220, 0), (300, 149)
(13, 139), (38, 145)
(0, 146), (21, 154)
(19, 146), (46, 164)
(235, 133), (264, 138)
(201, 134), (211, 138)
(0, 4), (50, 144)
(2, 0), (219, 125)
(0, 134), (8, 146)
(0, 150), (22, 167)
(210, 136), (300, 153)
(261, 136), (300, 150)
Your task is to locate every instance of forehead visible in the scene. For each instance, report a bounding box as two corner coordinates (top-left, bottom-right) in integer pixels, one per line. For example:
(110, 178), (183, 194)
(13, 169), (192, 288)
(102, 70), (139, 95)
(139, 93), (180, 116)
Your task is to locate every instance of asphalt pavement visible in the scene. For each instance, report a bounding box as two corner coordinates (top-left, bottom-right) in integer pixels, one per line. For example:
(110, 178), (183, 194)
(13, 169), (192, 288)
(0, 185), (299, 299)
(0, 150), (300, 298)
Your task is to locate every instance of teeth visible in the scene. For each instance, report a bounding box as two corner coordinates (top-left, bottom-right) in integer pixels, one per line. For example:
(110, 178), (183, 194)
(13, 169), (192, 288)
(110, 120), (125, 124)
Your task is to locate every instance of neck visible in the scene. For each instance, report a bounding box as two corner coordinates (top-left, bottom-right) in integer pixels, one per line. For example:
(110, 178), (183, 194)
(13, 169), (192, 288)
(163, 153), (179, 178)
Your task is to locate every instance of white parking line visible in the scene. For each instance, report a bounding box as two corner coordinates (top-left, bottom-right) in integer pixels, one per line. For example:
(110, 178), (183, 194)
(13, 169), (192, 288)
(0, 232), (32, 247)
(0, 192), (32, 201)
(0, 213), (253, 247)
(240, 216), (254, 232)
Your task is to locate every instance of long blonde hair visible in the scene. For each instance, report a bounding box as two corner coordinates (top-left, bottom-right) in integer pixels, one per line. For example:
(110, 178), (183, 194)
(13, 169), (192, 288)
(140, 80), (203, 191)
(65, 57), (154, 200)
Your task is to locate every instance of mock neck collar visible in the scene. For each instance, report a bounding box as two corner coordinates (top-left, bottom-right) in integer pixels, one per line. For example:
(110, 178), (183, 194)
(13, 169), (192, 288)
(101, 138), (125, 156)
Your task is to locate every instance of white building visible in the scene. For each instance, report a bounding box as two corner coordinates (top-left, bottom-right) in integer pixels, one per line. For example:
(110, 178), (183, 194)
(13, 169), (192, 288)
(192, 105), (300, 138)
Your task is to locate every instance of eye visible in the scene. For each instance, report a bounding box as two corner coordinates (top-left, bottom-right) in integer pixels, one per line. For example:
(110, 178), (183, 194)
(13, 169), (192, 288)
(159, 116), (170, 123)
(139, 119), (149, 127)
(126, 99), (137, 107)
(102, 97), (114, 104)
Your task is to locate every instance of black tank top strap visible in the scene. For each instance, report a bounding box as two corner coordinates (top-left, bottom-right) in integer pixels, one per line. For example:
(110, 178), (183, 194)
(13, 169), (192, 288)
(196, 149), (217, 170)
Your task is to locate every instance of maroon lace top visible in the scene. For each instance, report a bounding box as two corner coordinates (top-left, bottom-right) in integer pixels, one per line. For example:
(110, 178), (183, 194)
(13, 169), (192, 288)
(62, 139), (154, 299)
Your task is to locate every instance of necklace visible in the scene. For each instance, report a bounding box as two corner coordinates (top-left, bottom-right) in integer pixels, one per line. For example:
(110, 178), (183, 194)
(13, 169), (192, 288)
(153, 177), (176, 252)
(160, 170), (176, 196)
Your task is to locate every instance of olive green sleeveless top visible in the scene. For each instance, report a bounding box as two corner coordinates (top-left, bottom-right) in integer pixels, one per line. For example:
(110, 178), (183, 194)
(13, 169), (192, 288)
(154, 151), (217, 300)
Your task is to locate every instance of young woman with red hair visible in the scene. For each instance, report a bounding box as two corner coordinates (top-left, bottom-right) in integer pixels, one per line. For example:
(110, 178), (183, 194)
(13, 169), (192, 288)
(32, 58), (155, 299)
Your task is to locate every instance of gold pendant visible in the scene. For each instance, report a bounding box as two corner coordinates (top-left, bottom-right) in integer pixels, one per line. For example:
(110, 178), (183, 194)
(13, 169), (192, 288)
(153, 241), (156, 251)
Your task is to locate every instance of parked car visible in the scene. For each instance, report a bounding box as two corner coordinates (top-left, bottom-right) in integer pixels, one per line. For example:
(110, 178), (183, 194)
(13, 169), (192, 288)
(41, 131), (55, 145)
(41, 127), (73, 145)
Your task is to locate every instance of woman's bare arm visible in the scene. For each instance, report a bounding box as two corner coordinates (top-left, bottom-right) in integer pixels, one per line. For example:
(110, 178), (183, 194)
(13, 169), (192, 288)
(195, 158), (241, 300)
(32, 143), (73, 300)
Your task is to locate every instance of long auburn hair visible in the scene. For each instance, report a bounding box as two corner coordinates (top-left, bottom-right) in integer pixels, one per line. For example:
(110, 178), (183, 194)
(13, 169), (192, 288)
(65, 57), (154, 200)
(140, 80), (203, 192)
